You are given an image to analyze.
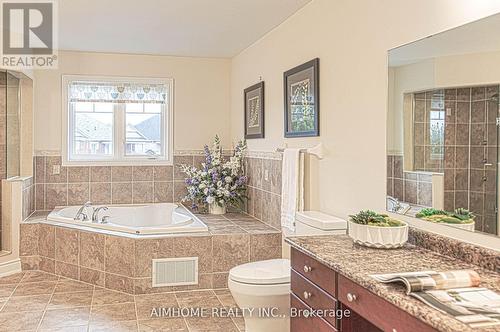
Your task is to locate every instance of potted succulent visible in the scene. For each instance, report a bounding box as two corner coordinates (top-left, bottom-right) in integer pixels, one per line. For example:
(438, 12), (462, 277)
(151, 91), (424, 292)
(181, 135), (247, 214)
(348, 210), (408, 248)
(415, 208), (475, 231)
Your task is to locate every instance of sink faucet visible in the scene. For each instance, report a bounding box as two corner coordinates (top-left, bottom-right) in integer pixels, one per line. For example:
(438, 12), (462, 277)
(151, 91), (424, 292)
(387, 196), (402, 212)
(92, 206), (109, 223)
(74, 201), (92, 221)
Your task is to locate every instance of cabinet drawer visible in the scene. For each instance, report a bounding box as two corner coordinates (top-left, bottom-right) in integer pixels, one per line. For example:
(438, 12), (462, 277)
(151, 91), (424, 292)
(338, 275), (437, 332)
(291, 248), (336, 296)
(291, 294), (338, 332)
(291, 269), (337, 328)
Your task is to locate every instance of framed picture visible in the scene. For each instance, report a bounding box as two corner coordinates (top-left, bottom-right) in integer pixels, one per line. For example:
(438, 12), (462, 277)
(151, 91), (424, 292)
(244, 81), (265, 139)
(284, 58), (319, 137)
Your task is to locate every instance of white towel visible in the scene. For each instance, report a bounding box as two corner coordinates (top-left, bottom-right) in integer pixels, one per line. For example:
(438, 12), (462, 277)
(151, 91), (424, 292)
(280, 148), (304, 232)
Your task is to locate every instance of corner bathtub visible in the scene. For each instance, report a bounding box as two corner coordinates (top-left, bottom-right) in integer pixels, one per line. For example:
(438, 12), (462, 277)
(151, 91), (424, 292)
(46, 203), (208, 235)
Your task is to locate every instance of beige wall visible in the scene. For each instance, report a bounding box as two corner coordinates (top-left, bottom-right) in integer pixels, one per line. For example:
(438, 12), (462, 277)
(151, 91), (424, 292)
(230, 0), (500, 219)
(33, 51), (231, 153)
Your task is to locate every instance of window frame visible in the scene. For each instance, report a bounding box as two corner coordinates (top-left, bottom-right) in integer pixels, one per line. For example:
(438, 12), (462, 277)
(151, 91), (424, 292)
(62, 75), (174, 166)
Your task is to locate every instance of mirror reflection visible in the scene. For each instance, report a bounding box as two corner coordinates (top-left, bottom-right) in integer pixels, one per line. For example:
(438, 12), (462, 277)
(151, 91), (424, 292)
(387, 14), (500, 236)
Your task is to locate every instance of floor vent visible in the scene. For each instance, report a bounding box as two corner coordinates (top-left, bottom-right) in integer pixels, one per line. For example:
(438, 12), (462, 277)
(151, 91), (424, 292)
(152, 257), (199, 287)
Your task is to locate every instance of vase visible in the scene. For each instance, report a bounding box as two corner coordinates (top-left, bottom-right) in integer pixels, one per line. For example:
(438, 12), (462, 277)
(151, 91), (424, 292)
(208, 202), (226, 215)
(348, 221), (408, 249)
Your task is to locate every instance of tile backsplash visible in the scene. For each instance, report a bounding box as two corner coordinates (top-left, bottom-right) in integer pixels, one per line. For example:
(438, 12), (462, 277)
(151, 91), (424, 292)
(33, 154), (207, 210)
(244, 152), (282, 229)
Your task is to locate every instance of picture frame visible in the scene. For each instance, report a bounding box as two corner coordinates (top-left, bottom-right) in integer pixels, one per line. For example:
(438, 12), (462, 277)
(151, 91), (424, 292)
(244, 81), (265, 139)
(283, 58), (319, 137)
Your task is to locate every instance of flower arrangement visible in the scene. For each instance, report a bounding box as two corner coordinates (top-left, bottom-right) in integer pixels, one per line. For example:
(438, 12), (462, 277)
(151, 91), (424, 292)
(181, 135), (248, 213)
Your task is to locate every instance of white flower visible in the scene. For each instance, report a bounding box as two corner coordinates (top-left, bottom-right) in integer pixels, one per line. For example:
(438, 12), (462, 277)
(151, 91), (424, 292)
(199, 183), (206, 189)
(225, 176), (232, 183)
(217, 181), (223, 187)
(206, 196), (215, 204)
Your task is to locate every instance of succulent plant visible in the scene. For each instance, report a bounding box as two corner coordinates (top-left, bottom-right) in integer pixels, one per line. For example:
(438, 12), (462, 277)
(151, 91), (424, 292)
(349, 210), (404, 227)
(415, 207), (474, 224)
(452, 208), (475, 221)
(415, 208), (447, 218)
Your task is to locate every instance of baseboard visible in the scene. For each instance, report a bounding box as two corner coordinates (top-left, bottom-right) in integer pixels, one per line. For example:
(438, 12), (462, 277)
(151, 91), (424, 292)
(0, 258), (21, 277)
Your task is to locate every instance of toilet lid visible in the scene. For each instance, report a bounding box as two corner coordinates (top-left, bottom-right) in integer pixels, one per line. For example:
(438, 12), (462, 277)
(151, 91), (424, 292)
(229, 259), (290, 285)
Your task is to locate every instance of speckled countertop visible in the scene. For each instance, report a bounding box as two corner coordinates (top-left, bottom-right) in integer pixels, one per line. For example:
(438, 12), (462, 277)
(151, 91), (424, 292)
(286, 235), (500, 332)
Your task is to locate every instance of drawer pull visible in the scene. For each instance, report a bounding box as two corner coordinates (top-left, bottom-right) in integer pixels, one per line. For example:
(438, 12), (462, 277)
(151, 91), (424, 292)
(303, 291), (312, 299)
(346, 292), (357, 302)
(303, 265), (312, 273)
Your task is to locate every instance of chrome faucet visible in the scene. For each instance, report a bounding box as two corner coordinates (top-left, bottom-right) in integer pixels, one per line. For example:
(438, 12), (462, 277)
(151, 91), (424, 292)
(74, 201), (92, 221)
(387, 196), (402, 212)
(92, 206), (109, 223)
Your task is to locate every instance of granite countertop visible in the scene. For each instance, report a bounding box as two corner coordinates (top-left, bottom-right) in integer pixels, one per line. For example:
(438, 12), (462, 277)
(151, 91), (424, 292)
(286, 235), (500, 332)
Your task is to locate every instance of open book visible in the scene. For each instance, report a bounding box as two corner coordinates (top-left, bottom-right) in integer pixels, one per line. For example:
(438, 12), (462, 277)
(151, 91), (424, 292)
(371, 270), (500, 329)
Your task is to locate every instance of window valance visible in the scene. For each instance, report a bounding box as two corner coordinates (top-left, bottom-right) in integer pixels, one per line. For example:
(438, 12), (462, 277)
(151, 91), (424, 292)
(68, 81), (167, 104)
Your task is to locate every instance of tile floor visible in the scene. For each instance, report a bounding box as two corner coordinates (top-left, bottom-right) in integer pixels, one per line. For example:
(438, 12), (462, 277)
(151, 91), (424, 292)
(0, 270), (245, 332)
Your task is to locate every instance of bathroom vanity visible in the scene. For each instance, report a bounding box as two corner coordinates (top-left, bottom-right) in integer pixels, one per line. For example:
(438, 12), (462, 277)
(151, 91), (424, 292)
(287, 235), (500, 332)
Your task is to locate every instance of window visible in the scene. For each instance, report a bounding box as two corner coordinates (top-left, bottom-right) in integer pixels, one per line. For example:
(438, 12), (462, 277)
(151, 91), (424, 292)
(63, 76), (173, 165)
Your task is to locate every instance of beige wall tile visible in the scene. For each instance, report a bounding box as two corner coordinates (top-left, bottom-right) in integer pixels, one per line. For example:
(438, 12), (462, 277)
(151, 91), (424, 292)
(212, 234), (249, 273)
(45, 183), (68, 209)
(68, 183), (90, 205)
(154, 181), (173, 203)
(250, 233), (281, 261)
(90, 166), (111, 182)
(35, 184), (45, 210)
(133, 166), (153, 181)
(39, 257), (55, 273)
(55, 227), (79, 265)
(20, 223), (39, 256)
(45, 156), (68, 183)
(35, 156), (45, 183)
(173, 181), (187, 203)
(55, 261), (79, 280)
(111, 183), (132, 204)
(105, 273), (134, 294)
(173, 236), (212, 273)
(132, 182), (154, 204)
(79, 267), (105, 287)
(105, 236), (135, 277)
(153, 165), (173, 181)
(90, 182), (111, 204)
(39, 224), (55, 258)
(134, 238), (173, 278)
(111, 166), (133, 182)
(68, 166), (90, 183)
(79, 231), (105, 271)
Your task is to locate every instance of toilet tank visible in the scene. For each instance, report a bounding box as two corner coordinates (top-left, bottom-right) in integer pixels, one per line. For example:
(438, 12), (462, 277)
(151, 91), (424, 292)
(295, 211), (347, 236)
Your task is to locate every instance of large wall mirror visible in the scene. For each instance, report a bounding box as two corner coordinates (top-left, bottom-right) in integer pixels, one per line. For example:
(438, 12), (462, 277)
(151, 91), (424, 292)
(387, 14), (500, 238)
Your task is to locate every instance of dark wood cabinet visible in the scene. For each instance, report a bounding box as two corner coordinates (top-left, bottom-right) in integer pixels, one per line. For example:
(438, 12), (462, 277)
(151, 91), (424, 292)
(290, 248), (437, 332)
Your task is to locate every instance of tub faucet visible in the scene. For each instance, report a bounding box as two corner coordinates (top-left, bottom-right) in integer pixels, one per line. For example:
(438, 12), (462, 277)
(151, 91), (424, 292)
(74, 201), (92, 221)
(92, 206), (109, 223)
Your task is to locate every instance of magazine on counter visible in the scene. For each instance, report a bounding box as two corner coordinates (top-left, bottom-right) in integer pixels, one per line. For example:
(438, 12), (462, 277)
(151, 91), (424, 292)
(370, 270), (500, 328)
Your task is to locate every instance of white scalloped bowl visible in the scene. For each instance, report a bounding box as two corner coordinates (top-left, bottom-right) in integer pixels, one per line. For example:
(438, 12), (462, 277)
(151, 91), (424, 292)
(447, 221), (475, 232)
(348, 221), (408, 249)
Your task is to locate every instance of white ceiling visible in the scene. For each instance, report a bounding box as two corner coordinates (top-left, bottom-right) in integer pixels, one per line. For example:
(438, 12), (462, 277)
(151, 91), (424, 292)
(389, 13), (500, 67)
(58, 0), (311, 58)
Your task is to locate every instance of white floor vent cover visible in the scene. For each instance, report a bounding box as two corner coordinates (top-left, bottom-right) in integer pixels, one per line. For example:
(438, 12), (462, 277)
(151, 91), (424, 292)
(152, 257), (199, 287)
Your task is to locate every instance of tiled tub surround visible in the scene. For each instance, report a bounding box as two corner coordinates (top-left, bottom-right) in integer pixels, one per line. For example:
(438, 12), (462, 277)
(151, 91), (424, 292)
(387, 155), (433, 207)
(19, 211), (282, 294)
(33, 153), (211, 211)
(21, 177), (35, 221)
(244, 152), (282, 230)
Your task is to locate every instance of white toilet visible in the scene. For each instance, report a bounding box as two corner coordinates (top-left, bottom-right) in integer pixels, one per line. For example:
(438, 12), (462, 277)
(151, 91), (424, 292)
(228, 211), (346, 332)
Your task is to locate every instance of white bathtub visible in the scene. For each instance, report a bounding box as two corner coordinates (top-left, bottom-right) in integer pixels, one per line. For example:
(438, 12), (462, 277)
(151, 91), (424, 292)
(46, 203), (208, 235)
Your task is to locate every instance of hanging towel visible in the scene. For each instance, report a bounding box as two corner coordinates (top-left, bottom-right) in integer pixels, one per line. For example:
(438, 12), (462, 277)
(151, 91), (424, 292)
(281, 148), (304, 232)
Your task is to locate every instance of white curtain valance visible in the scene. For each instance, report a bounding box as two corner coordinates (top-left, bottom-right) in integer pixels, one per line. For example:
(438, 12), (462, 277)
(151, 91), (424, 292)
(69, 81), (167, 104)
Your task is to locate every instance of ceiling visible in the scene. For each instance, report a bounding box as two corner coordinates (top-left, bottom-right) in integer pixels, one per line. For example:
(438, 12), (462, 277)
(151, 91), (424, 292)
(389, 13), (500, 67)
(58, 0), (311, 58)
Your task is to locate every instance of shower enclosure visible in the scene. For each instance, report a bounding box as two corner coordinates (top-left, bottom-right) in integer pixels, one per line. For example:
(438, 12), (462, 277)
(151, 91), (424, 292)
(411, 85), (499, 235)
(0, 70), (29, 253)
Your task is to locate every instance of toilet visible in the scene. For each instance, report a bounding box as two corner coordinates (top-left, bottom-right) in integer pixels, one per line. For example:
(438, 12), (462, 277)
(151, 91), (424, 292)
(228, 211), (346, 332)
